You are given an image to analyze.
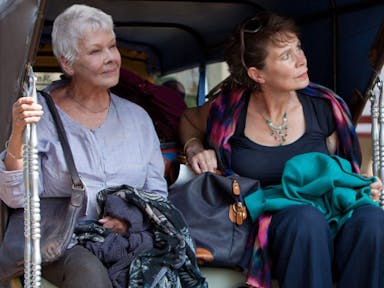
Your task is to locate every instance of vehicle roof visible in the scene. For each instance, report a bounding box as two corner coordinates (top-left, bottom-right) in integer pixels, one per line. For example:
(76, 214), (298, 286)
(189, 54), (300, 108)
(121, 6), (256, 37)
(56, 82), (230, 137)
(0, 0), (383, 145)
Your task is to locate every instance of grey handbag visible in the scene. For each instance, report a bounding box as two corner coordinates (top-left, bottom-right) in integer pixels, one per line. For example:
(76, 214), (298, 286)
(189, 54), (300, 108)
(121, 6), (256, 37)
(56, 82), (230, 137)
(0, 91), (85, 281)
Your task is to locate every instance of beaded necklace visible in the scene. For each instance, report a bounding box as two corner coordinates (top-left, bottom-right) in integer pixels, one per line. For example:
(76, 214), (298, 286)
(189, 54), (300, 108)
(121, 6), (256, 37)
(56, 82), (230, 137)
(263, 112), (288, 145)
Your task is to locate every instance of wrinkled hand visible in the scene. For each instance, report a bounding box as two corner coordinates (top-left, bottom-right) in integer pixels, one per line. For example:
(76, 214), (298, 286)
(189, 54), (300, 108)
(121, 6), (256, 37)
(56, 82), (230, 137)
(369, 176), (383, 203)
(12, 97), (43, 134)
(99, 216), (128, 234)
(362, 174), (383, 203)
(186, 145), (218, 175)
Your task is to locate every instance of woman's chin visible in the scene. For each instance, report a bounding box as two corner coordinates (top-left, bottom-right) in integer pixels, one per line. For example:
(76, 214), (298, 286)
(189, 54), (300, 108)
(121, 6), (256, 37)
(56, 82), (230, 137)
(297, 77), (310, 89)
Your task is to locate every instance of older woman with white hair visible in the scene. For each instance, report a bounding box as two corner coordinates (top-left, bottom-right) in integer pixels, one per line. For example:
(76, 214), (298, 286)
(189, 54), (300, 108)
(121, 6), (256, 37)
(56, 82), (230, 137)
(0, 4), (167, 287)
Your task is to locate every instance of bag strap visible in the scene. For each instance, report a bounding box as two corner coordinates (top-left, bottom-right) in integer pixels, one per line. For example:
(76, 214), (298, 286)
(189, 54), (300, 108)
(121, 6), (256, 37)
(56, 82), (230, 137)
(39, 90), (85, 207)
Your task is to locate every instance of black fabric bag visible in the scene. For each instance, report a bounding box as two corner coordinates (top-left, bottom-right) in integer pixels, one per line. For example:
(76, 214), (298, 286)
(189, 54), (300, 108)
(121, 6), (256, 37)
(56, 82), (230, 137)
(0, 91), (85, 282)
(168, 171), (260, 268)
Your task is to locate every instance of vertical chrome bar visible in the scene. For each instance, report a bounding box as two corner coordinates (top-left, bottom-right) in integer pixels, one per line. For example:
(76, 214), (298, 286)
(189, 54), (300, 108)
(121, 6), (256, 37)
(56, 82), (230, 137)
(23, 121), (32, 288)
(23, 65), (41, 288)
(370, 88), (379, 177)
(377, 79), (384, 208)
(370, 77), (384, 208)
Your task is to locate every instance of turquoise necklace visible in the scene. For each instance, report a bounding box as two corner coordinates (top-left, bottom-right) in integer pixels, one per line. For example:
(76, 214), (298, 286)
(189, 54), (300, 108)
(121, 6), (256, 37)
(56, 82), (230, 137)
(264, 112), (288, 145)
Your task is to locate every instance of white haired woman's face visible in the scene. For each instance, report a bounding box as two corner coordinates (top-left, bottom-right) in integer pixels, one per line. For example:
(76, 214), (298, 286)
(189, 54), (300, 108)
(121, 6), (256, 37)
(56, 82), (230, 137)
(64, 28), (121, 89)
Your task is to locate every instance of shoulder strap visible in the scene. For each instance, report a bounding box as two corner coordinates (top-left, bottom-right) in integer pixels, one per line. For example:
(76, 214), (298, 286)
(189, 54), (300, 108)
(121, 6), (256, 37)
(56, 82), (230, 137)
(39, 90), (85, 204)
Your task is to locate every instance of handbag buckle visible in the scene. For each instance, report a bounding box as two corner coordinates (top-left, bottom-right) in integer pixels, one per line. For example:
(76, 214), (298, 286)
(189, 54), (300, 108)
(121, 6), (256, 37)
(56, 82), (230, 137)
(72, 183), (85, 192)
(232, 180), (240, 196)
(231, 202), (247, 225)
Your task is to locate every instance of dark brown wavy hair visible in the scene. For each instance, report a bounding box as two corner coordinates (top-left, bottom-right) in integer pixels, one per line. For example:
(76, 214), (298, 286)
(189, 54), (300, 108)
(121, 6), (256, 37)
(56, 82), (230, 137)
(224, 12), (300, 92)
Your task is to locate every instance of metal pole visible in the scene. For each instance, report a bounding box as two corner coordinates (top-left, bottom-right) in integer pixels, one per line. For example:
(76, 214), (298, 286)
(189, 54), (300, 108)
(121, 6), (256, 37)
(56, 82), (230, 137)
(370, 88), (380, 178)
(371, 77), (384, 208)
(23, 64), (41, 288)
(377, 79), (384, 208)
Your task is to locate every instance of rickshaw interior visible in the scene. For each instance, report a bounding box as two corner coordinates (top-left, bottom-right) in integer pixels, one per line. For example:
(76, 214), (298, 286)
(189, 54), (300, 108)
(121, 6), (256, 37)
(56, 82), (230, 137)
(0, 0), (383, 287)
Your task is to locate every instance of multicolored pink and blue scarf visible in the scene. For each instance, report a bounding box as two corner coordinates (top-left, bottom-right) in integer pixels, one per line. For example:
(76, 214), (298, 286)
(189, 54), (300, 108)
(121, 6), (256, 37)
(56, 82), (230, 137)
(206, 82), (362, 287)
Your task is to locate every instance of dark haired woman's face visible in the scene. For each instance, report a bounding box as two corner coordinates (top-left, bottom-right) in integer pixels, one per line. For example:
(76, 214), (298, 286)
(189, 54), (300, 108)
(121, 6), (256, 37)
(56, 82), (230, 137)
(259, 33), (309, 92)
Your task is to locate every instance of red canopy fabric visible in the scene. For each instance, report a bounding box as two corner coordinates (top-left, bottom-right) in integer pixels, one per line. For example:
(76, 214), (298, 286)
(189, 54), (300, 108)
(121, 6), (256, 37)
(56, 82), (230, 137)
(111, 68), (187, 143)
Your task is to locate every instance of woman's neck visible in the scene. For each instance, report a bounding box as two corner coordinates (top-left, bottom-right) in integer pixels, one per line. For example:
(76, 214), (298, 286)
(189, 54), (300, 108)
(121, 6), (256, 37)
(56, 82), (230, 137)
(250, 90), (297, 121)
(66, 83), (110, 114)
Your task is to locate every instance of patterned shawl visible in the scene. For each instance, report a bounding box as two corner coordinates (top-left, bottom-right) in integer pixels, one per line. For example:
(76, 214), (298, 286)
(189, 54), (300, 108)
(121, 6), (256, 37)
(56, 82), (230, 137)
(206, 82), (361, 174)
(205, 82), (362, 287)
(96, 185), (208, 288)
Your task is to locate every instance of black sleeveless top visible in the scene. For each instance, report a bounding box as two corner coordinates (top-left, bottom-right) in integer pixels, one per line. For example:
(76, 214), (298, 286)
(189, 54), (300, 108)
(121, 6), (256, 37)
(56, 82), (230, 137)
(230, 92), (336, 187)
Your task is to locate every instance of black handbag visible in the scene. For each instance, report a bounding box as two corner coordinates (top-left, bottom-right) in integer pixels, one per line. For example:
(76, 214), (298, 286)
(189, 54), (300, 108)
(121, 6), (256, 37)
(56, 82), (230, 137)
(0, 91), (85, 281)
(168, 170), (260, 268)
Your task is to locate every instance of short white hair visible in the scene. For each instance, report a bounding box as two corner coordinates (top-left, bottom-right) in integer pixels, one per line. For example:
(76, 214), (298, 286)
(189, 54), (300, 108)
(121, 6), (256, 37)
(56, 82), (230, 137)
(52, 4), (115, 65)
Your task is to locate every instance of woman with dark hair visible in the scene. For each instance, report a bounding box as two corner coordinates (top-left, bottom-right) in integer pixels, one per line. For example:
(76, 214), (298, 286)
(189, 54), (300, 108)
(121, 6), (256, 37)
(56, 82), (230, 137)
(179, 12), (384, 288)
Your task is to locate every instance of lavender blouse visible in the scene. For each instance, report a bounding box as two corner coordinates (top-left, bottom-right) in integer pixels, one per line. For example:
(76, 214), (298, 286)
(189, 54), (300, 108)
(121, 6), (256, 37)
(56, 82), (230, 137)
(0, 80), (168, 220)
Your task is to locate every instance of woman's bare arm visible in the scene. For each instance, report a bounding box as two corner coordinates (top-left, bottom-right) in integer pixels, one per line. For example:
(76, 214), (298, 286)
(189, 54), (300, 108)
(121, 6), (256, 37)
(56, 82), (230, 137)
(179, 102), (218, 174)
(179, 103), (210, 145)
(326, 131), (338, 155)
